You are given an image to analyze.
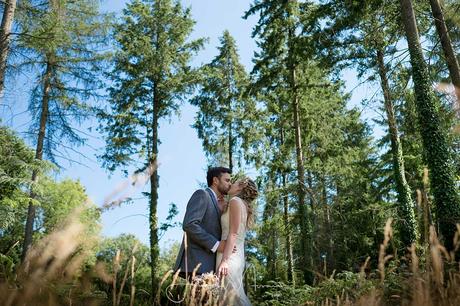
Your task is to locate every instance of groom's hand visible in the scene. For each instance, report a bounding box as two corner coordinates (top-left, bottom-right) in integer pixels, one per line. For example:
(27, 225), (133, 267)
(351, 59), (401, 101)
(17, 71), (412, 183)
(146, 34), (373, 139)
(216, 240), (237, 253)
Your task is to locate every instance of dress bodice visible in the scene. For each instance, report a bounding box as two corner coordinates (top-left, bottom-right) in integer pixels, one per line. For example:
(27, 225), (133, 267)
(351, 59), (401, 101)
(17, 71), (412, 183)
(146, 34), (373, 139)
(220, 197), (247, 244)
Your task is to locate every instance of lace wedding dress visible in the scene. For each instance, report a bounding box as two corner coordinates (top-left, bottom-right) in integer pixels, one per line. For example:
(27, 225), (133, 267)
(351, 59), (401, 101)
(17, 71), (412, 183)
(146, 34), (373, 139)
(216, 197), (251, 306)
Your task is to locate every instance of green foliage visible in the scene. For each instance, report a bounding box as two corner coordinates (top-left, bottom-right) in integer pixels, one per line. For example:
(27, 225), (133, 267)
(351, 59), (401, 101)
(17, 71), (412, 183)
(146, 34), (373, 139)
(191, 30), (259, 170)
(96, 234), (151, 304)
(257, 272), (375, 305)
(0, 126), (46, 262)
(309, 0), (422, 247)
(99, 0), (204, 172)
(0, 253), (15, 283)
(37, 178), (101, 237)
(15, 0), (111, 164)
(0, 126), (44, 208)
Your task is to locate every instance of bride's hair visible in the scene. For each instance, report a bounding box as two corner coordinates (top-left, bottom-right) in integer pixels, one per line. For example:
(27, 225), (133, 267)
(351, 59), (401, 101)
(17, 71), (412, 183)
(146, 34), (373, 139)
(238, 178), (258, 228)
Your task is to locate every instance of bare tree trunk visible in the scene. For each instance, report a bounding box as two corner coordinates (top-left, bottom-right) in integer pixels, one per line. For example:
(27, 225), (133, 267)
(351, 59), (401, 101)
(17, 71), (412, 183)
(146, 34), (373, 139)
(281, 171), (295, 285)
(279, 98), (295, 285)
(228, 116), (233, 171)
(321, 176), (333, 274)
(150, 83), (159, 302)
(21, 60), (53, 261)
(376, 48), (418, 246)
(429, 0), (460, 107)
(0, 0), (17, 98)
(289, 54), (313, 284)
(227, 61), (234, 171)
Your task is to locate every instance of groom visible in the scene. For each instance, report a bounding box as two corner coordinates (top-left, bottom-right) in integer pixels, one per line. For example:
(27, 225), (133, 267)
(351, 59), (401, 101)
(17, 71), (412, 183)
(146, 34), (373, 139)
(174, 167), (236, 277)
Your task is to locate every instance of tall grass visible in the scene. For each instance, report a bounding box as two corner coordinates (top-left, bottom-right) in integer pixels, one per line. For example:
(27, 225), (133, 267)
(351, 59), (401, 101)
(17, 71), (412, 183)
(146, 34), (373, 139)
(314, 221), (460, 306)
(0, 207), (106, 306)
(3, 179), (460, 305)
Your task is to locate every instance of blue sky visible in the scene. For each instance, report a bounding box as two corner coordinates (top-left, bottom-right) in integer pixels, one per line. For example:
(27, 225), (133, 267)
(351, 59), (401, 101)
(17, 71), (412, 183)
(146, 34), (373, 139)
(0, 0), (379, 250)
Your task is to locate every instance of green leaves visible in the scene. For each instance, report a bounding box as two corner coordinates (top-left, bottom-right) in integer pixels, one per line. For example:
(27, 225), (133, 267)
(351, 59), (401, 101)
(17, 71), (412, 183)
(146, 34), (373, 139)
(13, 0), (112, 164)
(191, 30), (256, 170)
(0, 126), (45, 205)
(100, 0), (204, 172)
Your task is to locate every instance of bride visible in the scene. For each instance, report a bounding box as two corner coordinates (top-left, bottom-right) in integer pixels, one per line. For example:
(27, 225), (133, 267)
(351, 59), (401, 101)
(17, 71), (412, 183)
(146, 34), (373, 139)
(216, 178), (258, 306)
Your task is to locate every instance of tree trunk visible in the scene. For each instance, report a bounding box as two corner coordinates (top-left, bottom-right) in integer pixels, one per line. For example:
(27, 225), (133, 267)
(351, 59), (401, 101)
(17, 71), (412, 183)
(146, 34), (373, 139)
(399, 0), (460, 251)
(21, 60), (53, 261)
(227, 58), (234, 171)
(0, 0), (17, 98)
(150, 83), (160, 301)
(321, 175), (334, 274)
(281, 171), (295, 285)
(270, 216), (277, 279)
(289, 53), (313, 285)
(228, 113), (233, 171)
(429, 0), (460, 107)
(376, 48), (418, 246)
(280, 100), (295, 285)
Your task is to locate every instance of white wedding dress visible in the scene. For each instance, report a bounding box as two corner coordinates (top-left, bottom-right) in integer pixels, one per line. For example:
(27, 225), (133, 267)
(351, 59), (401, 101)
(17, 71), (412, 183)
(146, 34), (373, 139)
(216, 197), (251, 306)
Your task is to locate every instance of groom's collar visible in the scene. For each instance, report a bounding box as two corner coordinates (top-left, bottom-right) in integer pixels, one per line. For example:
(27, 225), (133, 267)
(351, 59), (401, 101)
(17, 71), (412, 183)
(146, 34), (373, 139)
(207, 187), (219, 201)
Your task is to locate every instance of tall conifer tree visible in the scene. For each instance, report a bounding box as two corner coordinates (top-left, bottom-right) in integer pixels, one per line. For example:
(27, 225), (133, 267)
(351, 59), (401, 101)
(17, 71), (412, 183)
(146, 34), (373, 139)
(16, 0), (110, 260)
(99, 0), (204, 296)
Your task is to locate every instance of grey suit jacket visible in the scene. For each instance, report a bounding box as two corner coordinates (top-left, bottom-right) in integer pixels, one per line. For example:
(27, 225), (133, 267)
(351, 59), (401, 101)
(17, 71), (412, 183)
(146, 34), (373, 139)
(174, 188), (221, 275)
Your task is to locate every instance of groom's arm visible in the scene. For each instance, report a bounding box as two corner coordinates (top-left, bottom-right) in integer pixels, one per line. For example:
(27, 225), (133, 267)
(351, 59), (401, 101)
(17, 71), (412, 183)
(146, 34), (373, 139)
(182, 190), (219, 252)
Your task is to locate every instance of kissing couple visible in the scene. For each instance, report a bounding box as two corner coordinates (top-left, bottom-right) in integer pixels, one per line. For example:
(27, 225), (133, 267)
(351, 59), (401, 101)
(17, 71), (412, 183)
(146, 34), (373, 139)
(174, 167), (258, 305)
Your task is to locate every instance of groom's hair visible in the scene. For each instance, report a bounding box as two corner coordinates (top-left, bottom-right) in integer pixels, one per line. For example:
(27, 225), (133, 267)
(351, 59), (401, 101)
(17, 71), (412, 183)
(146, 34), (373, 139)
(206, 167), (232, 187)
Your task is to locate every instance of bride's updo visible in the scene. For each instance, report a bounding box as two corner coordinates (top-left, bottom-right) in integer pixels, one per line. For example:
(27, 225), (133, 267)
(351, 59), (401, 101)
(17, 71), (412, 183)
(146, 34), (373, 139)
(238, 178), (258, 228)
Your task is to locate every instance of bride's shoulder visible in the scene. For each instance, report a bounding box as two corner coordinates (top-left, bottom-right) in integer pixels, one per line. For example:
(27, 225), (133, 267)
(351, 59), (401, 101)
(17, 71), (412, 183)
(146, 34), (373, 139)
(229, 196), (243, 204)
(229, 197), (246, 209)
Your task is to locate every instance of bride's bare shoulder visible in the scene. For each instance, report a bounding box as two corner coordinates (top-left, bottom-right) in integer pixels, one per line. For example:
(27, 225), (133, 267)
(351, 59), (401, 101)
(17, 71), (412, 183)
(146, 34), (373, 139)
(229, 196), (243, 204)
(229, 197), (246, 211)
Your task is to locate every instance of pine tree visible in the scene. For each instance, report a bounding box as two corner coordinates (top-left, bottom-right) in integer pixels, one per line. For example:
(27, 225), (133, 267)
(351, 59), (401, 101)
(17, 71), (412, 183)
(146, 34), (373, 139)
(307, 0), (419, 247)
(191, 30), (253, 171)
(98, 0), (204, 297)
(16, 0), (110, 260)
(245, 0), (315, 284)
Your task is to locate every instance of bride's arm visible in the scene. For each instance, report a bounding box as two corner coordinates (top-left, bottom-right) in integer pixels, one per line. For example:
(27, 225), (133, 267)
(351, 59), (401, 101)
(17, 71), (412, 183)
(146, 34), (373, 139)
(217, 198), (242, 276)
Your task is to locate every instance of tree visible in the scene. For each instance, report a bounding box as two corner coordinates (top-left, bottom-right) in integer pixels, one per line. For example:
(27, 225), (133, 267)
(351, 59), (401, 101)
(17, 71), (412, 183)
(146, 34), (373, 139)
(307, 0), (419, 247)
(14, 0), (110, 260)
(99, 0), (204, 297)
(0, 0), (17, 98)
(399, 0), (460, 250)
(429, 0), (460, 106)
(0, 125), (43, 263)
(38, 178), (100, 238)
(191, 30), (253, 171)
(0, 128), (99, 267)
(245, 0), (314, 285)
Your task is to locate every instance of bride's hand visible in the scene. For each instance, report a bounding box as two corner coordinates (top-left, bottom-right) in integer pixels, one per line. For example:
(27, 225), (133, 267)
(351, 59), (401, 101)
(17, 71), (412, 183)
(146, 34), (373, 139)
(218, 259), (229, 277)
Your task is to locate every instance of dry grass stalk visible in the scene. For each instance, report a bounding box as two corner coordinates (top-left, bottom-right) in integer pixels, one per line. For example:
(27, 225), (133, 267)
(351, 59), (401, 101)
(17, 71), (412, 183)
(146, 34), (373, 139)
(155, 269), (173, 304)
(378, 218), (393, 284)
(429, 226), (446, 290)
(0, 207), (104, 306)
(359, 256), (370, 281)
(129, 255), (136, 306)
